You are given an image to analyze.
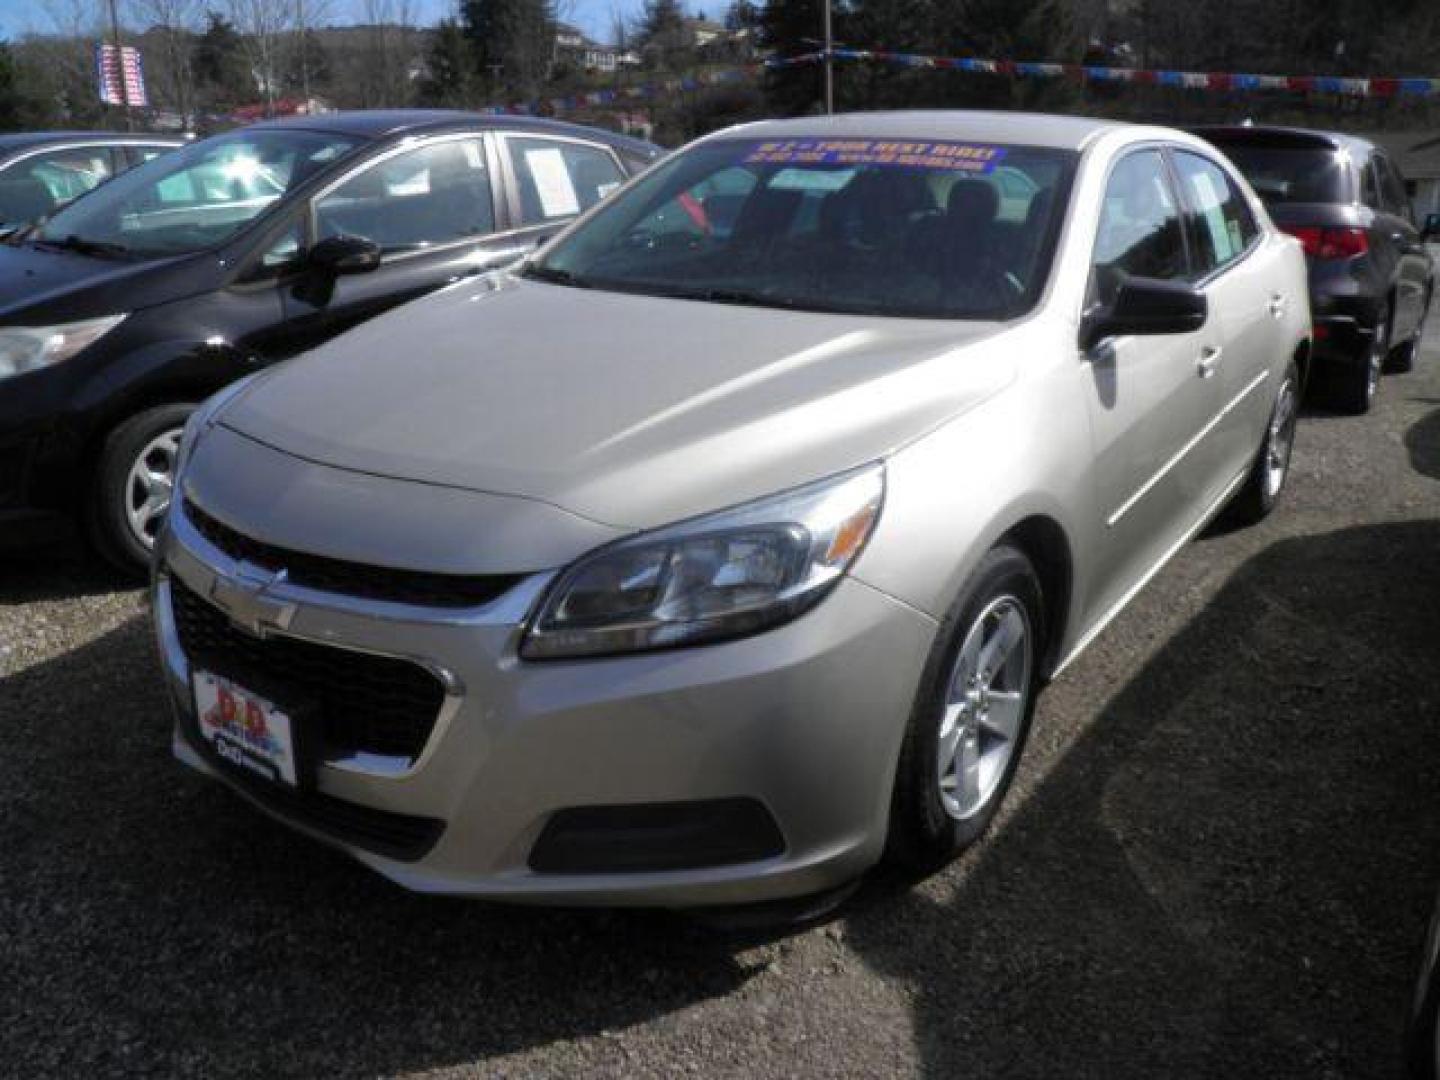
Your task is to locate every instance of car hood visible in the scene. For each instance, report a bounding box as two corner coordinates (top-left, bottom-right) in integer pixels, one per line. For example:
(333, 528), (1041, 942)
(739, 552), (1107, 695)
(221, 275), (1020, 530)
(0, 241), (199, 323)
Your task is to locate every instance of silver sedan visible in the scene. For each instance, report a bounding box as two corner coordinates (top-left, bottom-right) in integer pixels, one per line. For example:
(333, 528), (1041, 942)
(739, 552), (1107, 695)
(151, 111), (1311, 908)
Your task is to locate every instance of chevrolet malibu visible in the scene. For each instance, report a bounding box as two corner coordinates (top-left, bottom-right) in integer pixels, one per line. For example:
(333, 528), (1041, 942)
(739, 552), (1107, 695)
(152, 112), (1311, 909)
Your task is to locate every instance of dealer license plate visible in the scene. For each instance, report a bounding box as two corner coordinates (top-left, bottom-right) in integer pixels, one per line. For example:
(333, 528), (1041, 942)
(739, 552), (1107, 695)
(193, 669), (300, 788)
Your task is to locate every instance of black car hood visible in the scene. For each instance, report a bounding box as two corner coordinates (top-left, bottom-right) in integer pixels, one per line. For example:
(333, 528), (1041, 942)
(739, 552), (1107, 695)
(0, 241), (208, 323)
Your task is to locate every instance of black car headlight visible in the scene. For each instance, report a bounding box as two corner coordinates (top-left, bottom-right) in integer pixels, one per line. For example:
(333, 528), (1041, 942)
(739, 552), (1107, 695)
(0, 314), (126, 380)
(521, 464), (884, 659)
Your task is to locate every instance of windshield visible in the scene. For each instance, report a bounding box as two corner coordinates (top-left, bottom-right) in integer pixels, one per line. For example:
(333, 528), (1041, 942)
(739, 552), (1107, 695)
(35, 129), (362, 257)
(530, 138), (1077, 320)
(1215, 145), (1351, 204)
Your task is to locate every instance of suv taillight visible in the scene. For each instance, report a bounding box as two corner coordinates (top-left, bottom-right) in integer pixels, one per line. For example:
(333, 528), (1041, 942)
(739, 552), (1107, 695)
(1281, 225), (1370, 259)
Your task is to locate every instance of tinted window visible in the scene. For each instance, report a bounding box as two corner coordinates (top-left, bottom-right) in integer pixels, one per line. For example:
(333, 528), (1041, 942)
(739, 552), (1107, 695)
(1090, 149), (1186, 306)
(1376, 155), (1410, 217)
(506, 138), (625, 225)
(531, 138), (1077, 320)
(1173, 151), (1258, 276)
(1360, 162), (1381, 209)
(1211, 145), (1349, 204)
(0, 146), (114, 225)
(316, 138), (495, 253)
(36, 129), (360, 257)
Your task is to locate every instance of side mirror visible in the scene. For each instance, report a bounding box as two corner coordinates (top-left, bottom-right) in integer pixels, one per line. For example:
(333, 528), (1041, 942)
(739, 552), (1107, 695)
(308, 234), (381, 275)
(1080, 276), (1208, 351)
(1423, 213), (1440, 242)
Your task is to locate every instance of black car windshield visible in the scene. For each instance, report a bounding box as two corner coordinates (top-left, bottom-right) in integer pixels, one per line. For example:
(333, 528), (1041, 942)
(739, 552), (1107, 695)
(1215, 145), (1351, 204)
(530, 138), (1078, 320)
(34, 129), (362, 257)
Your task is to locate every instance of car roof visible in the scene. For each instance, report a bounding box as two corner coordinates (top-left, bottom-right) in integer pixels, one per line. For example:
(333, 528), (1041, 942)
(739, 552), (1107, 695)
(244, 109), (662, 158)
(1192, 124), (1375, 158)
(0, 131), (183, 152)
(712, 110), (1130, 151)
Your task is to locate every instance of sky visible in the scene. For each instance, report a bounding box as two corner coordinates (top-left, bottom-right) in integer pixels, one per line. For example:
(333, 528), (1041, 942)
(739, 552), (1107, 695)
(0, 0), (716, 47)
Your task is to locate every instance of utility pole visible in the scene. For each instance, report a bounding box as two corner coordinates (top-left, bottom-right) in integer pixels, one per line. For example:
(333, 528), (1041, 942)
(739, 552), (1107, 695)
(822, 0), (833, 114)
(106, 0), (134, 130)
(297, 0), (311, 108)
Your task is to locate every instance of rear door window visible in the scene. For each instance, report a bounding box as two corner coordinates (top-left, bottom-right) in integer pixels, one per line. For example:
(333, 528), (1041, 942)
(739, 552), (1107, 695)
(504, 137), (625, 226)
(1172, 151), (1259, 278)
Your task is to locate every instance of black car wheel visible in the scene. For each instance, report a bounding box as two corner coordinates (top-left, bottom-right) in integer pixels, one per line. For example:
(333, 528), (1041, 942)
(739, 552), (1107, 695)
(87, 402), (196, 575)
(1389, 291), (1429, 374)
(887, 544), (1044, 871)
(1329, 304), (1388, 415)
(1407, 895), (1440, 1078)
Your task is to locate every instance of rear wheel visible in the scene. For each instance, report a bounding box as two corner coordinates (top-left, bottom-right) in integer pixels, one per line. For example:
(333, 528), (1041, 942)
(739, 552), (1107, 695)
(1389, 292), (1428, 374)
(1329, 304), (1387, 415)
(1226, 360), (1300, 526)
(887, 545), (1044, 871)
(86, 402), (195, 575)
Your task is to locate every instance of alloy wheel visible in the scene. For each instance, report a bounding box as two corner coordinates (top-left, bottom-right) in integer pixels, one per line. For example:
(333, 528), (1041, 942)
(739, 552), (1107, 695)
(1263, 374), (1299, 501)
(937, 595), (1033, 821)
(1367, 317), (1389, 402)
(124, 427), (183, 551)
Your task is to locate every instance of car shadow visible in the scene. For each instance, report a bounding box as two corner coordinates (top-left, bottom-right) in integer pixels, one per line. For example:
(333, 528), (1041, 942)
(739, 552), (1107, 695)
(0, 617), (759, 1076)
(0, 526), (134, 604)
(844, 520), (1440, 1078)
(1406, 403), (1440, 480)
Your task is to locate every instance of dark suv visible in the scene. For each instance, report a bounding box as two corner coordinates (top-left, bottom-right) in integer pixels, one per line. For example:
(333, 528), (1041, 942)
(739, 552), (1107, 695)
(1195, 125), (1433, 413)
(0, 110), (658, 571)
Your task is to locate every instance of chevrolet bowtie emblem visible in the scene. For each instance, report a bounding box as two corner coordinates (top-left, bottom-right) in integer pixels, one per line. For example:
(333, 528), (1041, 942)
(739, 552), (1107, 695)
(210, 562), (297, 638)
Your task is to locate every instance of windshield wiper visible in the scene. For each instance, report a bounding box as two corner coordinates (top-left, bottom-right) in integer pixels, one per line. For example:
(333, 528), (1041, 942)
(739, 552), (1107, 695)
(33, 234), (133, 259)
(521, 262), (591, 288)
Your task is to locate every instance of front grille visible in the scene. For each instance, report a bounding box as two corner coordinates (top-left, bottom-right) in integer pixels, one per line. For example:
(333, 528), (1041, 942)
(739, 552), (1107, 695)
(170, 578), (447, 762)
(183, 722), (445, 862)
(184, 498), (524, 608)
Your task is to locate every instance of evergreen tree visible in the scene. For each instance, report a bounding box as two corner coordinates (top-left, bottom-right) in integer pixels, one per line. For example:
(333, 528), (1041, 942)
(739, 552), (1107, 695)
(760, 0), (850, 115)
(193, 12), (254, 107)
(637, 0), (692, 71)
(460, 0), (555, 103)
(419, 17), (477, 107)
(0, 41), (23, 131)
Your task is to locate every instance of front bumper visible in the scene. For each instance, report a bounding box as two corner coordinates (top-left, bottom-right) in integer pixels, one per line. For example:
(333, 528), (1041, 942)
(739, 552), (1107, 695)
(153, 502), (937, 907)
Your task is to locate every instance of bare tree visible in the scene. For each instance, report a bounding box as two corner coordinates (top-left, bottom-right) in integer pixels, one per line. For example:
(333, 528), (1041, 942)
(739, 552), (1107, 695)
(291, 0), (335, 103)
(226, 0), (294, 111)
(355, 0), (418, 108)
(127, 0), (202, 121)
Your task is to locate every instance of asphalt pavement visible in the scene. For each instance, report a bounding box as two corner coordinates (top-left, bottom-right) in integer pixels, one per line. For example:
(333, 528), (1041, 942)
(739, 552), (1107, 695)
(3, 319), (1440, 1078)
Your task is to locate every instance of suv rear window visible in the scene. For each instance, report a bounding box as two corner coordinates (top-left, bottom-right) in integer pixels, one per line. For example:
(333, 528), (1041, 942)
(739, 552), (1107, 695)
(1209, 144), (1350, 204)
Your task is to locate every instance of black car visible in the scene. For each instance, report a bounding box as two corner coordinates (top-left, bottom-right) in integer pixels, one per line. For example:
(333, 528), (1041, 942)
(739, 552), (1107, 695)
(0, 110), (659, 571)
(1194, 125), (1434, 413)
(0, 131), (182, 235)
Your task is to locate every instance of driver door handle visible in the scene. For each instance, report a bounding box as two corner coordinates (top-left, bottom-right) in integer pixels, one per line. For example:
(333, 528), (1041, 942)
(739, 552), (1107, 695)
(1268, 293), (1287, 319)
(1197, 345), (1222, 378)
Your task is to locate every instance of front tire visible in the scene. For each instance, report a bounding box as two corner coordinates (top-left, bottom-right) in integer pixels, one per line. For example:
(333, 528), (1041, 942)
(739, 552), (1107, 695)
(86, 402), (195, 575)
(887, 545), (1044, 871)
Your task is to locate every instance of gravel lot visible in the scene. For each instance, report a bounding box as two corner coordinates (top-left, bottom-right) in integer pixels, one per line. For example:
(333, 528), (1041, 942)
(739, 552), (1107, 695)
(3, 319), (1440, 1079)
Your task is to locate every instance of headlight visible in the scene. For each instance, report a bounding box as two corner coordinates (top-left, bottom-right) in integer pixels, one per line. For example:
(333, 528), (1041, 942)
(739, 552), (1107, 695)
(522, 465), (884, 660)
(0, 314), (126, 379)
